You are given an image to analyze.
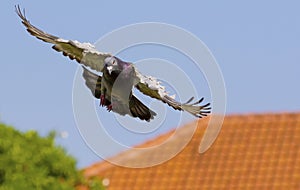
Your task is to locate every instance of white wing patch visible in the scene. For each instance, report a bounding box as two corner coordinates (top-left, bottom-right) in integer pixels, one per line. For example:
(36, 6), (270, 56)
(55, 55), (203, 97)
(73, 41), (100, 54)
(63, 39), (103, 55)
(135, 70), (173, 98)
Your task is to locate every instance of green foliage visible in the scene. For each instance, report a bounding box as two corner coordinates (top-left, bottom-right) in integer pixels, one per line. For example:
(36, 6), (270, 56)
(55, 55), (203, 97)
(0, 123), (105, 190)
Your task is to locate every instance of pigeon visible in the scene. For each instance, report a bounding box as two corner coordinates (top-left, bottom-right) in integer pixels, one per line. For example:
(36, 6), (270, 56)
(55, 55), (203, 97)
(16, 5), (211, 122)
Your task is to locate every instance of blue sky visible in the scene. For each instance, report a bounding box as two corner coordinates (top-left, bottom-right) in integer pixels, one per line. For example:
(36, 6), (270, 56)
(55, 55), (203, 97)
(1, 1), (299, 168)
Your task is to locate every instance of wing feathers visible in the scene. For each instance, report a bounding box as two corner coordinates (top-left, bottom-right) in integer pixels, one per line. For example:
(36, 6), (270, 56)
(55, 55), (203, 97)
(16, 5), (111, 72)
(82, 66), (102, 99)
(135, 72), (211, 118)
(16, 6), (59, 43)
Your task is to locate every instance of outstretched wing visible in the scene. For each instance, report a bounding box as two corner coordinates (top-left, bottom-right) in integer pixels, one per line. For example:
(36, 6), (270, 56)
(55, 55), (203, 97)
(135, 70), (211, 118)
(16, 5), (111, 72)
(82, 67), (156, 121)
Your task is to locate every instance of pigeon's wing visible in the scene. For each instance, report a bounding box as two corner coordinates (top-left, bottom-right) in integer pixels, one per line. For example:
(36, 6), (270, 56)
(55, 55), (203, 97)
(82, 67), (156, 121)
(135, 70), (211, 118)
(82, 67), (103, 99)
(16, 5), (111, 72)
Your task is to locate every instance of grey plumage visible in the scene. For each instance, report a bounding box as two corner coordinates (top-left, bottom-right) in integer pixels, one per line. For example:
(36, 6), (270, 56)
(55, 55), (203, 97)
(16, 5), (211, 122)
(82, 66), (156, 121)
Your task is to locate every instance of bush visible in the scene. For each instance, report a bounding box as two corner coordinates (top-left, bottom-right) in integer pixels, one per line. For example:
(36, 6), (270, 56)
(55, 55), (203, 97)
(0, 123), (104, 190)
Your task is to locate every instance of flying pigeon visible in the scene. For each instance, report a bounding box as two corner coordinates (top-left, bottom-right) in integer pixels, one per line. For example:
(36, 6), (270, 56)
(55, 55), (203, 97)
(16, 5), (211, 122)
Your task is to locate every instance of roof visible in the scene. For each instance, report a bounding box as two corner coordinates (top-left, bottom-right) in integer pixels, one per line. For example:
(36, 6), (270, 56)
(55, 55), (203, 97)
(83, 113), (300, 190)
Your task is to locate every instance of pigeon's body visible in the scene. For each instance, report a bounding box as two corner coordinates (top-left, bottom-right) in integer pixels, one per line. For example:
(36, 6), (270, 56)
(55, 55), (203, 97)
(100, 57), (135, 107)
(84, 63), (156, 121)
(16, 5), (211, 122)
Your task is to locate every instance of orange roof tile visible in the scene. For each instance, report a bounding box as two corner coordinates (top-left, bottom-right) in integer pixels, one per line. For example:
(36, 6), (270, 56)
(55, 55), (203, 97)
(83, 113), (300, 190)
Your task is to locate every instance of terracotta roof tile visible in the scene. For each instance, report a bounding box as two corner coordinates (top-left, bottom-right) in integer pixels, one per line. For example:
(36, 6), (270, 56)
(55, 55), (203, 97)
(83, 113), (300, 190)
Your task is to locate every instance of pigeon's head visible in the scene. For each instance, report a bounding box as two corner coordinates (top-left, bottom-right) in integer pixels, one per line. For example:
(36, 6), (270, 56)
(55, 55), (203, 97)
(104, 56), (134, 77)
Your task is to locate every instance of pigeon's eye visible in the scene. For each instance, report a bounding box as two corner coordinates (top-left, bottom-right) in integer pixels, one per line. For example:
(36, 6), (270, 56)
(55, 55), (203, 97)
(112, 59), (117, 65)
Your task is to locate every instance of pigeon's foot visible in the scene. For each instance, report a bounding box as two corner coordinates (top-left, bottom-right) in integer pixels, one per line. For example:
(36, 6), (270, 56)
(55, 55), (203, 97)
(100, 95), (105, 107)
(107, 104), (113, 112)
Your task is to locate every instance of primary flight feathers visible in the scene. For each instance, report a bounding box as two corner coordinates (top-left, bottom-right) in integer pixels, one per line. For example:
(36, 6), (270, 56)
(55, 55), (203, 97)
(16, 5), (211, 121)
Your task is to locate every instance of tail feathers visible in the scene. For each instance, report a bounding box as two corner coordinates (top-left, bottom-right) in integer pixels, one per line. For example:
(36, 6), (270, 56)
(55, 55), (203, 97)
(129, 96), (156, 122)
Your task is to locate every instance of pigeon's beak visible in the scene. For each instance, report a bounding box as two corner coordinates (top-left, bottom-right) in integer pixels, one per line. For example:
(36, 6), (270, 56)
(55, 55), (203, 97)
(104, 62), (113, 75)
(106, 65), (113, 75)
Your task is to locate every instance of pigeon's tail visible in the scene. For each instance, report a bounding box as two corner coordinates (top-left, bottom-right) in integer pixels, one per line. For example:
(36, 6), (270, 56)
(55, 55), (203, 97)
(129, 97), (157, 122)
